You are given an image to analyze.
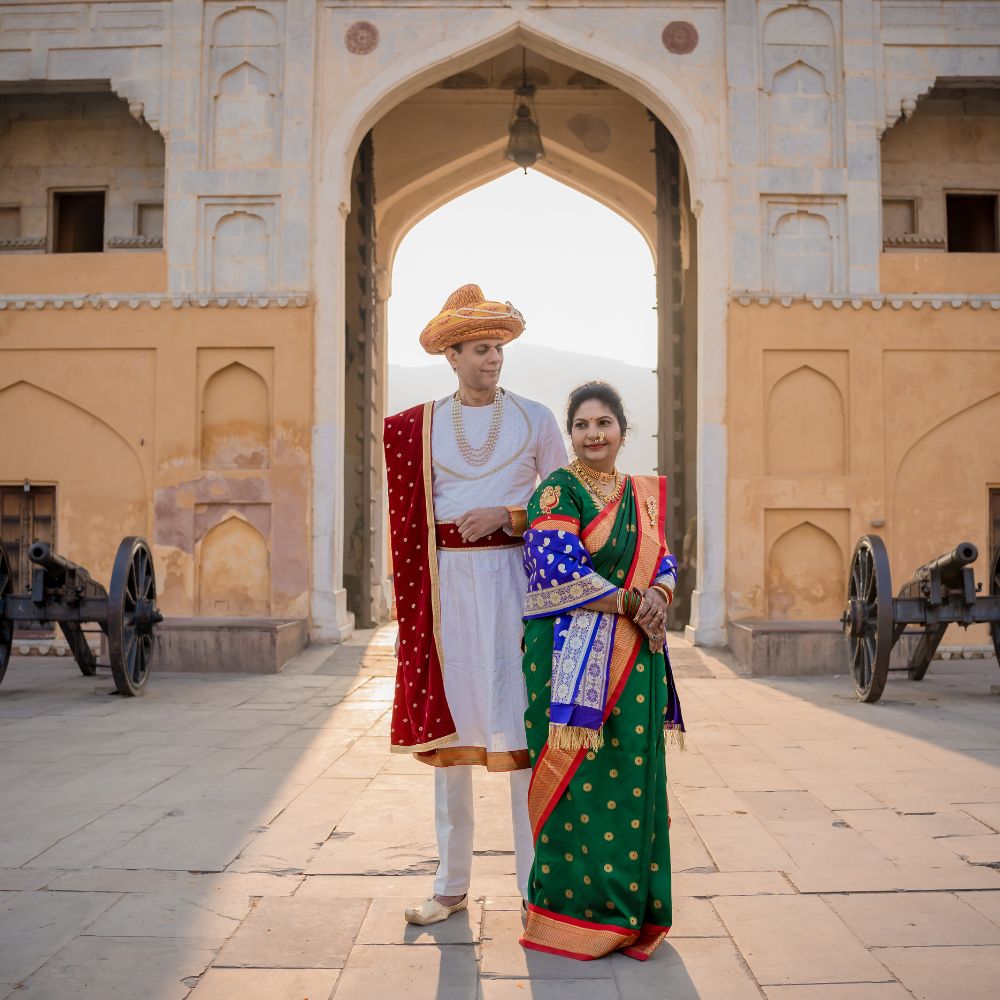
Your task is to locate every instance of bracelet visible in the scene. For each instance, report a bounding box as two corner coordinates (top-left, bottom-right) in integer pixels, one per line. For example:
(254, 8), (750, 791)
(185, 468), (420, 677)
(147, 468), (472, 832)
(651, 584), (674, 606)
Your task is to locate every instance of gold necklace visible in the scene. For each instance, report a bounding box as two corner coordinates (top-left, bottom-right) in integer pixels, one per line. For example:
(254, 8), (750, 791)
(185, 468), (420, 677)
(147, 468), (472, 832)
(575, 458), (618, 483)
(571, 459), (624, 508)
(452, 387), (504, 467)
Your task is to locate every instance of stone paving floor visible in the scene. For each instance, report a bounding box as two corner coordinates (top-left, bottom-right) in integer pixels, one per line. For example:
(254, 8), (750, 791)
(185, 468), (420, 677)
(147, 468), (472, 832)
(2, 628), (1000, 999)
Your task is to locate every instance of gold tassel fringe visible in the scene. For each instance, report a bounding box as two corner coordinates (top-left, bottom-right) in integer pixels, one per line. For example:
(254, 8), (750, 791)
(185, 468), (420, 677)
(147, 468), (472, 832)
(665, 726), (687, 752)
(548, 723), (604, 752)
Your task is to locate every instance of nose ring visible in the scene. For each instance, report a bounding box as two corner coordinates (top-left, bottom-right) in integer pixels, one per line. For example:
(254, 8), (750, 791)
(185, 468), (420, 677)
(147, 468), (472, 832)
(596, 431), (606, 444)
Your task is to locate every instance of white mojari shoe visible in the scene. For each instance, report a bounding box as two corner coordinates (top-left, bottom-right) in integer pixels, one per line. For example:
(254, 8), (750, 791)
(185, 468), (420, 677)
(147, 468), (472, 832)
(404, 895), (468, 926)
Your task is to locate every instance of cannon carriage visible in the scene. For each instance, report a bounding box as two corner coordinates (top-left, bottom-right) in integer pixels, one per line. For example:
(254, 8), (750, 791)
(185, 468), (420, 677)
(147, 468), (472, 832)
(0, 537), (162, 696)
(842, 535), (1000, 703)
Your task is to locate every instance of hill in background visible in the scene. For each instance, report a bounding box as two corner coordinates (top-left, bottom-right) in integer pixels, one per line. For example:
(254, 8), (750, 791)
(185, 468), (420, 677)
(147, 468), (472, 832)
(388, 344), (658, 474)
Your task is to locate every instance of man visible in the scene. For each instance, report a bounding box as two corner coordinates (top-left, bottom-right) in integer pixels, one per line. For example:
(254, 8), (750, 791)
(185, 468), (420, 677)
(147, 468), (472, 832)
(384, 284), (566, 925)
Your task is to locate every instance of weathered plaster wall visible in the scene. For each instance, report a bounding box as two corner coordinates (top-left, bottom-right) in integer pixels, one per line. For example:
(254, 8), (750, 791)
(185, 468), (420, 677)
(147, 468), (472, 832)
(0, 269), (312, 620)
(0, 90), (164, 249)
(729, 297), (1000, 644)
(882, 90), (1000, 243)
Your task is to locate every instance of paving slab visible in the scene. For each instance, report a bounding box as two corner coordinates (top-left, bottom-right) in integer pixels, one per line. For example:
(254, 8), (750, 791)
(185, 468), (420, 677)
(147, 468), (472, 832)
(84, 890), (243, 947)
(956, 890), (1000, 927)
(479, 911), (613, 979)
(609, 936), (763, 1000)
(213, 896), (369, 969)
(0, 890), (119, 987)
(188, 968), (340, 1000)
(14, 935), (216, 1000)
(713, 895), (891, 986)
(355, 895), (484, 944)
(823, 891), (1000, 947)
(479, 980), (620, 1000)
(765, 986), (912, 999)
(332, 943), (478, 1000)
(875, 945), (1000, 1000)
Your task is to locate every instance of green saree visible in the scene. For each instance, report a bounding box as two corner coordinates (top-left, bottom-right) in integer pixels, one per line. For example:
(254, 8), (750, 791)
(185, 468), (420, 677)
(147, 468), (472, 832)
(519, 467), (680, 961)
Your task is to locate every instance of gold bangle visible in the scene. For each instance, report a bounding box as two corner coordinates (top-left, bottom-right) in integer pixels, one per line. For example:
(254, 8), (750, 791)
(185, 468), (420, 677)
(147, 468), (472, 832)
(652, 584), (674, 606)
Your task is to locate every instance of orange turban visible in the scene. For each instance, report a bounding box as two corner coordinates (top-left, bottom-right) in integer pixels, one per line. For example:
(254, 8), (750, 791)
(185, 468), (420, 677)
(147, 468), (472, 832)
(419, 284), (525, 355)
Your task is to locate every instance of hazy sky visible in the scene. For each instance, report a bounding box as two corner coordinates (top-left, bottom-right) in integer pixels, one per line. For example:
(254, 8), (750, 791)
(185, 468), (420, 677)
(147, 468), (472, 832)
(386, 170), (657, 369)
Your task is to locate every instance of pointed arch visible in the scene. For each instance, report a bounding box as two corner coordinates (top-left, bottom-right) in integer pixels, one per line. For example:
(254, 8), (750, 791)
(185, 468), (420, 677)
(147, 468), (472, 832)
(0, 380), (148, 582)
(321, 20), (719, 203)
(766, 365), (846, 476)
(200, 361), (271, 470)
(197, 512), (271, 616)
(767, 520), (844, 620)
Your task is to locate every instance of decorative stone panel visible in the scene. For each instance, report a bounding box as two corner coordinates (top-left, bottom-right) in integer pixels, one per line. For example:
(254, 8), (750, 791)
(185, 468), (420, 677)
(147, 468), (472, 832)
(762, 196), (846, 295)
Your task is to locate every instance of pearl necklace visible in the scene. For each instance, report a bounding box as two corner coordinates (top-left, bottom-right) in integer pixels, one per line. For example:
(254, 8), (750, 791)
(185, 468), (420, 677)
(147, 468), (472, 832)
(452, 387), (504, 467)
(571, 458), (624, 508)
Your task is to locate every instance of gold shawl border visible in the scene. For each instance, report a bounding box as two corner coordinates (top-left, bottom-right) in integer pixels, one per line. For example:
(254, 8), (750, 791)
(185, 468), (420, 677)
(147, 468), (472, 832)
(415, 745), (530, 771)
(391, 731), (459, 755)
(523, 573), (616, 617)
(422, 401), (446, 668)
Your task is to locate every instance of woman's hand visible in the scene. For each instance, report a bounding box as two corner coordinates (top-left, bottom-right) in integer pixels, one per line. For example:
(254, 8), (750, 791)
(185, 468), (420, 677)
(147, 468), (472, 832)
(635, 588), (669, 654)
(454, 506), (510, 542)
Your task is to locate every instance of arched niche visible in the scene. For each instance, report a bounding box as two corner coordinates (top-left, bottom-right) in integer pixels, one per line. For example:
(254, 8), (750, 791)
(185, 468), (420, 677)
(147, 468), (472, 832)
(213, 61), (277, 168)
(212, 6), (278, 46)
(770, 210), (835, 294)
(768, 61), (833, 167)
(212, 211), (269, 292)
(766, 365), (846, 476)
(197, 515), (270, 616)
(200, 362), (270, 470)
(762, 4), (839, 168)
(767, 520), (844, 620)
(207, 5), (283, 169)
(0, 381), (146, 584)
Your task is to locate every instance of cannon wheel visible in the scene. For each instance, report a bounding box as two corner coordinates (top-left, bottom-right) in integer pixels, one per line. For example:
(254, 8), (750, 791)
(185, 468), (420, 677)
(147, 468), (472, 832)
(107, 537), (157, 697)
(845, 535), (894, 703)
(0, 546), (12, 686)
(991, 546), (1000, 668)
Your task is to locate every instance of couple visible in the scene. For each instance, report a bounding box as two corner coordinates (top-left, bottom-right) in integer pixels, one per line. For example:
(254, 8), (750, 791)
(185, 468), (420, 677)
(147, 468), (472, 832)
(384, 284), (685, 962)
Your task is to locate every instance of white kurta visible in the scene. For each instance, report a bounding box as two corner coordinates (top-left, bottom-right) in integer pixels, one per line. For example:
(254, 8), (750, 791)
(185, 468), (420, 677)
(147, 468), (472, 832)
(432, 390), (566, 755)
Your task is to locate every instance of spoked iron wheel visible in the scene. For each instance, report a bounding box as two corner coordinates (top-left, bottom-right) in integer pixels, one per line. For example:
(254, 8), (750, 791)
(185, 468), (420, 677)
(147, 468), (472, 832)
(991, 547), (1000, 669)
(107, 537), (161, 696)
(0, 546), (12, 687)
(843, 535), (894, 703)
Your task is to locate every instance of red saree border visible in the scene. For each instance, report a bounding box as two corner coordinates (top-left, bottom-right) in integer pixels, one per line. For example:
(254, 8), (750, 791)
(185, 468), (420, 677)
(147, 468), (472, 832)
(529, 513), (580, 531)
(520, 905), (671, 961)
(580, 492), (622, 547)
(527, 475), (669, 839)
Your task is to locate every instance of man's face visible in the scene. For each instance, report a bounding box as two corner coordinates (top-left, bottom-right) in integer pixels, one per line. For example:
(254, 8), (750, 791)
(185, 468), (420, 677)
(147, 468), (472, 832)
(445, 339), (504, 391)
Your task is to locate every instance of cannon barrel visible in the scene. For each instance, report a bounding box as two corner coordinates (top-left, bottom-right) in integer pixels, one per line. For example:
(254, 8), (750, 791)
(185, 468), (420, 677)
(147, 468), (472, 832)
(27, 541), (76, 583)
(913, 541), (978, 590)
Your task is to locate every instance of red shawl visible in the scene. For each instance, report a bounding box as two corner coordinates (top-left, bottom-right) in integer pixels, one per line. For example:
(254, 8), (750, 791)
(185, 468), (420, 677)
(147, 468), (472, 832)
(384, 402), (457, 753)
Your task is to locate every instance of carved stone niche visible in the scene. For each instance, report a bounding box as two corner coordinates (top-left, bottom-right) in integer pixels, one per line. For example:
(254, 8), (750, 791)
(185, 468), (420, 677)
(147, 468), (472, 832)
(762, 196), (846, 295)
(204, 3), (285, 169)
(198, 197), (279, 293)
(760, 2), (841, 169)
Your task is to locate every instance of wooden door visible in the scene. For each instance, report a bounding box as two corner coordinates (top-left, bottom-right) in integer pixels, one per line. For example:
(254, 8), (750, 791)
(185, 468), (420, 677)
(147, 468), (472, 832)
(0, 484), (55, 632)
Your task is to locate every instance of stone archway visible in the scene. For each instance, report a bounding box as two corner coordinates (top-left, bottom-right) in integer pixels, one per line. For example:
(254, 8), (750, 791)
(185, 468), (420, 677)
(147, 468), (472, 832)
(312, 13), (728, 646)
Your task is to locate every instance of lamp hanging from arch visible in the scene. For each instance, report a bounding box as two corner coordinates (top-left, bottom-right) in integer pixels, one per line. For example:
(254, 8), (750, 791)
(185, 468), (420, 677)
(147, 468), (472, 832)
(505, 49), (545, 172)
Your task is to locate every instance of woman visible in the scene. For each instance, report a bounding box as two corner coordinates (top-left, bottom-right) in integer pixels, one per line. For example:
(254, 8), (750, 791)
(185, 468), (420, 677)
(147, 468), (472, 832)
(519, 381), (685, 962)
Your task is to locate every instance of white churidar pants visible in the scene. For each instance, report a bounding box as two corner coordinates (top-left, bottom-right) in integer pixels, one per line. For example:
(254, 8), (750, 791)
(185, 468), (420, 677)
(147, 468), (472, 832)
(433, 766), (534, 899)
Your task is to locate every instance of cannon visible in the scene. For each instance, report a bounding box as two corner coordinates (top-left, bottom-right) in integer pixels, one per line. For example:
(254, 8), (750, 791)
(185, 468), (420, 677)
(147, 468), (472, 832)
(0, 537), (162, 696)
(842, 535), (1000, 702)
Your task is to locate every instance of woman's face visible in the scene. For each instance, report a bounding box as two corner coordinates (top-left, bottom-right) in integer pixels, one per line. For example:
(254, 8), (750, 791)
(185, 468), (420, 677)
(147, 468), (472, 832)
(570, 398), (623, 471)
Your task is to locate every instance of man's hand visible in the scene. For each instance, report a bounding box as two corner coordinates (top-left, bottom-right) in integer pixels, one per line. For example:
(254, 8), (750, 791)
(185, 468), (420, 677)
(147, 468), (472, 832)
(453, 506), (510, 543)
